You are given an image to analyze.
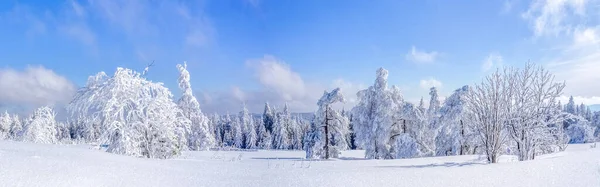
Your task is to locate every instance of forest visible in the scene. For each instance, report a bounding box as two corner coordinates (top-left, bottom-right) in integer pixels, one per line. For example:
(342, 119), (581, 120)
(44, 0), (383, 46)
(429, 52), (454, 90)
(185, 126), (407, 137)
(0, 63), (598, 163)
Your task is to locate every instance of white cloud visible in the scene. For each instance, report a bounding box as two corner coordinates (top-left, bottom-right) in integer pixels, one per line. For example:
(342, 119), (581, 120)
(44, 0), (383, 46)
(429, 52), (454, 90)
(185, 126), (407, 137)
(0, 66), (76, 107)
(198, 55), (365, 114)
(558, 95), (600, 105)
(405, 46), (438, 63)
(419, 78), (443, 90)
(482, 53), (503, 72)
(522, 0), (588, 37)
(246, 55), (306, 101)
(522, 0), (600, 97)
(573, 27), (600, 47)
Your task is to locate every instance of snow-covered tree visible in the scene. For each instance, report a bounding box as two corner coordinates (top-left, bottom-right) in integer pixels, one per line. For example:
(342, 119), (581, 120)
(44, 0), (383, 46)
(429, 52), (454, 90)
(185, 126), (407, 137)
(392, 102), (426, 158)
(22, 106), (58, 144)
(563, 113), (596, 143)
(272, 104), (290, 149)
(239, 104), (257, 149)
(288, 115), (303, 150)
(0, 111), (12, 139)
(263, 103), (275, 134)
(256, 116), (271, 149)
(176, 62), (214, 151)
(435, 85), (475, 156)
(56, 121), (72, 142)
(504, 64), (565, 161)
(68, 68), (188, 159)
(210, 113), (223, 147)
(465, 69), (512, 163)
(9, 114), (22, 140)
(565, 96), (576, 115)
(352, 68), (404, 159)
(428, 87), (441, 117)
(418, 97), (426, 113)
(305, 88), (349, 159)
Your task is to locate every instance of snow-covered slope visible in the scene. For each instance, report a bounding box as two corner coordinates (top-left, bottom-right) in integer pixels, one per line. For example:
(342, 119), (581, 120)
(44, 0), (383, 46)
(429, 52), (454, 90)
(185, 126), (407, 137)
(0, 141), (599, 187)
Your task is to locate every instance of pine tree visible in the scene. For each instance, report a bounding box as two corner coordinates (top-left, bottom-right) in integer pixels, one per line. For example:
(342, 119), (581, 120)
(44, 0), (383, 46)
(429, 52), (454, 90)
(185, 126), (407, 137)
(306, 88), (348, 159)
(176, 62), (214, 151)
(428, 87), (441, 117)
(239, 104), (257, 149)
(565, 96), (576, 114)
(263, 103), (275, 134)
(0, 111), (12, 139)
(418, 97), (426, 113)
(9, 114), (22, 140)
(272, 104), (291, 149)
(256, 116), (271, 149)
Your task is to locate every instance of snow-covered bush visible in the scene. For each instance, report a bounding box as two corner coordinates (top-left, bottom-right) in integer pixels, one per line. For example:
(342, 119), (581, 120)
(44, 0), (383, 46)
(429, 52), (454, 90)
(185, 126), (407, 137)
(565, 116), (596, 143)
(21, 106), (58, 144)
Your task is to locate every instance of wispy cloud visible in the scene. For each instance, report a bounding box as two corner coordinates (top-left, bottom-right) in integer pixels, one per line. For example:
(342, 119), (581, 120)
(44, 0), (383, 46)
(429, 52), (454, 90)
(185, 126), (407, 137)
(521, 0), (588, 37)
(2, 5), (47, 39)
(419, 78), (443, 90)
(198, 55), (365, 113)
(245, 0), (261, 8)
(482, 53), (503, 72)
(502, 0), (514, 14)
(2, 0), (215, 61)
(405, 46), (439, 63)
(522, 0), (600, 97)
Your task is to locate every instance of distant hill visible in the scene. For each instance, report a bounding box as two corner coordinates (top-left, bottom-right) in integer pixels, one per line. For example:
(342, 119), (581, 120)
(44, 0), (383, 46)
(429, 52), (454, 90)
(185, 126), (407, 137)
(588, 104), (600, 112)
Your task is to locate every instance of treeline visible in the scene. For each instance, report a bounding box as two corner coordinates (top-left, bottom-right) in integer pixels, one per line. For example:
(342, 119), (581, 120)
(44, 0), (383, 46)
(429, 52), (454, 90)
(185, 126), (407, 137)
(0, 63), (598, 163)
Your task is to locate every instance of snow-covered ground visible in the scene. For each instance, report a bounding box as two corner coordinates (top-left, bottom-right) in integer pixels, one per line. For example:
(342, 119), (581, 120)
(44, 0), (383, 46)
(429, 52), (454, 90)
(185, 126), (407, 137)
(0, 141), (599, 187)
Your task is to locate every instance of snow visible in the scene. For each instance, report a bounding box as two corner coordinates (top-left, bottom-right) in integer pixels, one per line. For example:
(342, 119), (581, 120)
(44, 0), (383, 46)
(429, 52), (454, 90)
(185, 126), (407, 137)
(1, 140), (599, 187)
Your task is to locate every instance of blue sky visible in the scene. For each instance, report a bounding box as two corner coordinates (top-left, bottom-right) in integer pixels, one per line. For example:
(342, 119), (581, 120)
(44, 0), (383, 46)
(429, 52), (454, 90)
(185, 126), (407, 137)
(1, 0), (599, 114)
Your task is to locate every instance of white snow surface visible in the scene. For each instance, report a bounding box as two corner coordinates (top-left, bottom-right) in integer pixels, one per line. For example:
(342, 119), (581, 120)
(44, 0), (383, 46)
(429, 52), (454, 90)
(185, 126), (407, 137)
(0, 141), (599, 187)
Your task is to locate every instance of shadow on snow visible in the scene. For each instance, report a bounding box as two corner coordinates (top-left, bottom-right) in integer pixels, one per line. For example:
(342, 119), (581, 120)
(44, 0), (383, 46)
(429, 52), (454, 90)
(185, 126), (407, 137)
(377, 162), (486, 169)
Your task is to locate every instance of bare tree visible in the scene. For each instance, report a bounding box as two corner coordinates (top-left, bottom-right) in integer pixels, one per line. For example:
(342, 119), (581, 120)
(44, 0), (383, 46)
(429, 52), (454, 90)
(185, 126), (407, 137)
(465, 68), (513, 163)
(506, 64), (565, 161)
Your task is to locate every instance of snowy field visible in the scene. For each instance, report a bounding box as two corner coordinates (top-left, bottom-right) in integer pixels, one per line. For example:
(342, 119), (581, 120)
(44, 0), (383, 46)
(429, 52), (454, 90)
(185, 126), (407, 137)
(0, 141), (599, 187)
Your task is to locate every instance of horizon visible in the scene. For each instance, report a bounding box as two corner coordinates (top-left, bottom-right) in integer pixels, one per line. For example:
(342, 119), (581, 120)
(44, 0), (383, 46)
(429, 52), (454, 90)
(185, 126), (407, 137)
(1, 0), (600, 115)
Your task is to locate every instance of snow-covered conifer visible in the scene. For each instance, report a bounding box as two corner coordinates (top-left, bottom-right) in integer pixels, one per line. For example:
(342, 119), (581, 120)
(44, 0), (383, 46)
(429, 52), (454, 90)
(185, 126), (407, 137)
(176, 62), (214, 150)
(272, 104), (290, 149)
(263, 103), (275, 134)
(9, 114), (22, 139)
(239, 104), (257, 149)
(428, 87), (441, 117)
(306, 88), (348, 159)
(565, 96), (576, 115)
(0, 111), (12, 139)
